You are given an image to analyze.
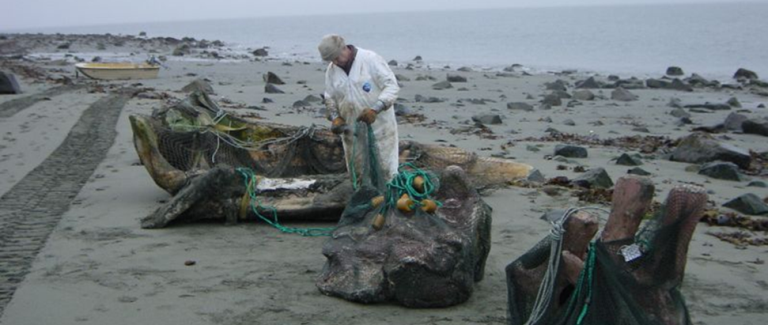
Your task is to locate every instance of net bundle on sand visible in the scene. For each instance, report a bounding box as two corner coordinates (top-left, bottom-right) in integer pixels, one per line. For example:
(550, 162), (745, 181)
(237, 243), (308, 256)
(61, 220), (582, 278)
(506, 176), (707, 325)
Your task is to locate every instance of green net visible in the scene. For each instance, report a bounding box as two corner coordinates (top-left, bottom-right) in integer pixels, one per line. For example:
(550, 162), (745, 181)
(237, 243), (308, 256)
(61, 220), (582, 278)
(507, 188), (706, 325)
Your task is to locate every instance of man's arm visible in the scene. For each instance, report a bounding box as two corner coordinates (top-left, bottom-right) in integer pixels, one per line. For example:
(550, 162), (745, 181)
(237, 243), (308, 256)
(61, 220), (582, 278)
(370, 53), (400, 112)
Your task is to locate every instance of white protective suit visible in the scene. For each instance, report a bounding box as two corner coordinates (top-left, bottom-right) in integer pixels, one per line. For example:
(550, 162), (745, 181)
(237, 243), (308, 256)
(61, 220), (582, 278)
(323, 47), (400, 182)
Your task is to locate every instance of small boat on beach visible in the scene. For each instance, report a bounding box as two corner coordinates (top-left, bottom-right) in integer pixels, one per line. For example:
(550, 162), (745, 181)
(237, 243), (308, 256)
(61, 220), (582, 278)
(75, 62), (160, 80)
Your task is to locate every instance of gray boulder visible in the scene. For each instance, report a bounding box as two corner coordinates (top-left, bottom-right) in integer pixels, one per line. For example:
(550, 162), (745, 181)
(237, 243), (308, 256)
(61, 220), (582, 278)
(545, 80), (568, 91)
(723, 112), (748, 131)
(734, 68), (758, 80)
(432, 80), (453, 90)
(742, 118), (768, 137)
(172, 44), (191, 56)
(611, 87), (638, 101)
(447, 74), (467, 82)
(388, 60), (398, 66)
(628, 167), (651, 176)
(265, 83), (285, 94)
(572, 89), (595, 101)
(252, 48), (268, 57)
(727, 97), (741, 108)
(572, 167), (614, 189)
(698, 161), (746, 181)
(0, 71), (22, 94)
(669, 133), (752, 169)
(472, 114), (503, 125)
(541, 94), (562, 106)
(646, 78), (670, 89)
(263, 72), (285, 85)
(722, 193), (768, 215)
(507, 102), (534, 111)
(616, 153), (643, 166)
(666, 66), (684, 76)
(684, 103), (731, 111)
(554, 144), (588, 158)
(576, 77), (601, 89)
(670, 107), (691, 118)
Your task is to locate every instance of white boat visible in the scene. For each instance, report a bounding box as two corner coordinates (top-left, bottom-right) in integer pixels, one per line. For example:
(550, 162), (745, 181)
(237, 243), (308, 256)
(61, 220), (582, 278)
(75, 62), (160, 80)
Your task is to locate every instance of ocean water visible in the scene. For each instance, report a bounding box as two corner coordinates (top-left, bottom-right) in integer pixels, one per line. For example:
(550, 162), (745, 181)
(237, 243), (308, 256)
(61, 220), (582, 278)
(11, 2), (768, 80)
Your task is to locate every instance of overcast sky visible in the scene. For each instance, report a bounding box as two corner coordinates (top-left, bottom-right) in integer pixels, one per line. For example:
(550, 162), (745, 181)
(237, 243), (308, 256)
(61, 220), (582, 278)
(1, 0), (763, 31)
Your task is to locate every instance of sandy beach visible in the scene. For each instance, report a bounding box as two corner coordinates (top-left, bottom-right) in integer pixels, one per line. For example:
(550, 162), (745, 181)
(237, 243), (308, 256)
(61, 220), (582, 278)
(0, 33), (766, 325)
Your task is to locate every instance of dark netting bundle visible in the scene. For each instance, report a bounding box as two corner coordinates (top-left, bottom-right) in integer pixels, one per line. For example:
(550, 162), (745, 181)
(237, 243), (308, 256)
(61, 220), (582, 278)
(317, 121), (492, 307)
(507, 181), (707, 325)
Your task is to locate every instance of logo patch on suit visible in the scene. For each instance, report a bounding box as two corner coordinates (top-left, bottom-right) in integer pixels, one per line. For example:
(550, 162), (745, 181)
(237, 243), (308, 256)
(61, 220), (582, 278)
(362, 81), (372, 93)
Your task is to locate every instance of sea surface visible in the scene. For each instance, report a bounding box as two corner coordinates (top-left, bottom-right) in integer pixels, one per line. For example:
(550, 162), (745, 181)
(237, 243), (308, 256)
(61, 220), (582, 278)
(8, 2), (768, 80)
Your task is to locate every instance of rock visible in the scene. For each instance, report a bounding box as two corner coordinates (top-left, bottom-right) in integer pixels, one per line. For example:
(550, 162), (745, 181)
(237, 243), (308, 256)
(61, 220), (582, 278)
(666, 66), (684, 76)
(472, 114), (503, 125)
(172, 44), (191, 56)
(395, 74), (410, 82)
(432, 81), (453, 90)
(265, 83), (285, 94)
(698, 161), (746, 181)
(413, 55), (423, 61)
(393, 103), (413, 116)
(447, 74), (467, 82)
(541, 94), (562, 106)
(727, 97), (741, 108)
(554, 144), (587, 158)
(669, 79), (693, 92)
(91, 56), (102, 62)
(550, 90), (571, 99)
(627, 167), (651, 176)
(252, 48), (268, 57)
(616, 153), (643, 166)
(263, 72), (285, 85)
(0, 71), (22, 94)
(722, 193), (768, 215)
(670, 107), (691, 118)
(545, 80), (568, 92)
(304, 94), (322, 103)
(668, 97), (683, 108)
(734, 68), (758, 80)
(507, 102), (534, 111)
(723, 112), (748, 131)
(685, 73), (716, 88)
(572, 168), (614, 189)
(576, 77), (601, 89)
(262, 97), (274, 103)
(563, 119), (576, 126)
(527, 169), (547, 183)
(742, 118), (768, 137)
(415, 95), (444, 103)
(615, 78), (646, 90)
(457, 66), (473, 72)
(646, 78), (670, 89)
(317, 166), (492, 307)
(292, 100), (310, 108)
(611, 87), (638, 101)
(751, 79), (768, 88)
(388, 60), (398, 66)
(747, 181), (767, 188)
(572, 89), (595, 101)
(181, 78), (215, 94)
(669, 133), (752, 169)
(759, 104), (766, 108)
(684, 103), (730, 111)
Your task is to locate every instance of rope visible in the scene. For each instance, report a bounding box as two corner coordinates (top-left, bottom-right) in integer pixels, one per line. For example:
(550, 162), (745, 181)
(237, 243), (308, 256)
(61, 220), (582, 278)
(384, 163), (442, 210)
(236, 168), (335, 237)
(576, 242), (597, 325)
(524, 206), (609, 325)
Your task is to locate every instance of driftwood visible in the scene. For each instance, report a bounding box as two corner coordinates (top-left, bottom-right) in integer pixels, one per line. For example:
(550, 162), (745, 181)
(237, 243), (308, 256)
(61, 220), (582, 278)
(507, 176), (708, 325)
(317, 166), (492, 307)
(131, 92), (533, 228)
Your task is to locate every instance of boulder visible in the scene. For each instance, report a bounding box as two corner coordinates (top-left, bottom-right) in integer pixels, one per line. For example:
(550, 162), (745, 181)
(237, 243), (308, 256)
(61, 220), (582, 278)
(172, 44), (191, 56)
(541, 94), (562, 106)
(685, 73), (717, 88)
(317, 166), (492, 307)
(698, 161), (746, 181)
(669, 133), (752, 169)
(742, 118), (768, 137)
(507, 102), (534, 111)
(576, 77), (601, 89)
(252, 48), (269, 57)
(472, 114), (503, 125)
(545, 80), (568, 92)
(627, 167), (651, 176)
(684, 103), (730, 111)
(646, 78), (670, 89)
(181, 78), (215, 94)
(0, 71), (22, 95)
(393, 103), (413, 116)
(303, 94), (322, 103)
(527, 169), (546, 183)
(670, 107), (691, 118)
(447, 74), (467, 82)
(265, 83), (285, 94)
(616, 153), (643, 166)
(611, 87), (638, 101)
(722, 193), (768, 215)
(747, 181), (767, 188)
(263, 72), (285, 85)
(554, 144), (588, 158)
(572, 89), (595, 101)
(668, 97), (683, 108)
(734, 68), (758, 80)
(572, 167), (614, 189)
(666, 66), (684, 76)
(292, 100), (310, 108)
(563, 119), (576, 126)
(457, 66), (473, 72)
(727, 97), (741, 108)
(614, 78), (646, 90)
(669, 78), (693, 92)
(723, 112), (748, 131)
(388, 60), (398, 66)
(432, 80), (453, 90)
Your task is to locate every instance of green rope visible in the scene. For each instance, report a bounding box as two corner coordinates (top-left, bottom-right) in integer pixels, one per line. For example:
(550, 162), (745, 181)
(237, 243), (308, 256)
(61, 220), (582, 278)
(236, 168), (335, 237)
(383, 163), (443, 211)
(575, 242), (597, 325)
